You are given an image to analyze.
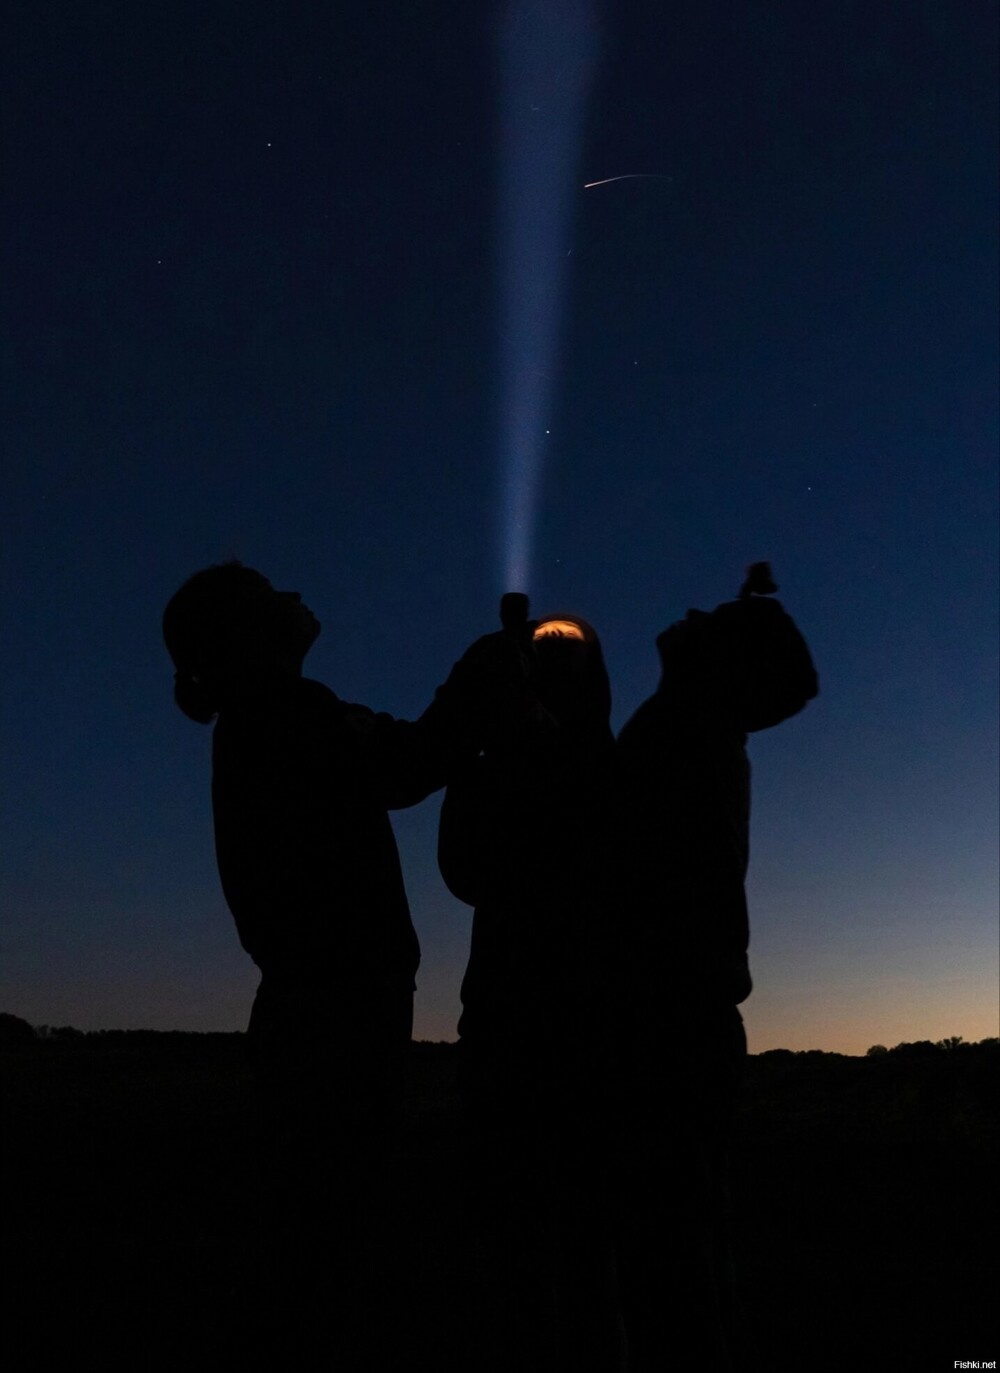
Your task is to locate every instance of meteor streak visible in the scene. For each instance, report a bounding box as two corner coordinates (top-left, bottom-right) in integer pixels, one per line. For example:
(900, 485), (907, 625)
(584, 173), (672, 188)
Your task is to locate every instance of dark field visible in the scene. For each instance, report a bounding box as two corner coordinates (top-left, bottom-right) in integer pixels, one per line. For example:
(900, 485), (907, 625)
(2, 1031), (996, 1371)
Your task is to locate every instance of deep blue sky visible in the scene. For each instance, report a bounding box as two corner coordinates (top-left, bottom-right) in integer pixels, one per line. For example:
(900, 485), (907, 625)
(2, 1), (997, 1052)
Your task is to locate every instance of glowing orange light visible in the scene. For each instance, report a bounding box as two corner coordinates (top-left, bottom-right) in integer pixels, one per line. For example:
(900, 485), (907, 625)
(533, 620), (586, 641)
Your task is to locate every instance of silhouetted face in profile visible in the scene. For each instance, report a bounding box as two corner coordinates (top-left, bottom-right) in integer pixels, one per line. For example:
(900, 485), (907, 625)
(655, 610), (745, 726)
(265, 585), (322, 672)
(656, 612), (712, 694)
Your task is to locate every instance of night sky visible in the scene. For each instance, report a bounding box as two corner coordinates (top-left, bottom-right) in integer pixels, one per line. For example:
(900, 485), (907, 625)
(2, 1), (997, 1054)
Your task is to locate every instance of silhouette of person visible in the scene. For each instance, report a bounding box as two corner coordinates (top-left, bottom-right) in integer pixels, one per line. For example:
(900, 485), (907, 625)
(438, 608), (621, 1372)
(162, 561), (524, 1361)
(609, 564), (818, 1372)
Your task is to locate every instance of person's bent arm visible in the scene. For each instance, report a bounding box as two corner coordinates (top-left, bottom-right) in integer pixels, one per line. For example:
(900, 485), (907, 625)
(339, 630), (533, 809)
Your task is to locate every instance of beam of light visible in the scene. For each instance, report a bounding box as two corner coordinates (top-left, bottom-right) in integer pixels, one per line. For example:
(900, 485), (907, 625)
(584, 173), (672, 188)
(498, 0), (599, 594)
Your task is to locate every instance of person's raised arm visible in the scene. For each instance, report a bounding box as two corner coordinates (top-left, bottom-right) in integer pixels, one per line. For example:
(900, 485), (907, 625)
(337, 629), (536, 810)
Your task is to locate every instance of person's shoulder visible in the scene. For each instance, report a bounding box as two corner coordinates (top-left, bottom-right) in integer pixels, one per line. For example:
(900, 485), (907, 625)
(303, 675), (390, 716)
(617, 694), (663, 744)
(297, 676), (345, 710)
(298, 678), (386, 744)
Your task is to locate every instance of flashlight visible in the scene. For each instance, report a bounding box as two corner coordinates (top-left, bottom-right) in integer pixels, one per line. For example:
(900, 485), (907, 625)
(739, 562), (778, 599)
(500, 591), (530, 633)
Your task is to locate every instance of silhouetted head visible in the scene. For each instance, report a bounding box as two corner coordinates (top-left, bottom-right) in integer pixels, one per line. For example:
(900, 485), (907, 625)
(162, 562), (320, 723)
(655, 590), (818, 732)
(531, 613), (612, 737)
(655, 612), (716, 695)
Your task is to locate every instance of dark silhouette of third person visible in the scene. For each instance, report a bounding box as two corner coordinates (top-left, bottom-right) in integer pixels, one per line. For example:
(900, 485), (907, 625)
(609, 563), (818, 1372)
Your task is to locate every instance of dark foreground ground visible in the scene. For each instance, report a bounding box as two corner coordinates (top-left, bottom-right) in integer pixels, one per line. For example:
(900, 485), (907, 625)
(2, 1031), (996, 1371)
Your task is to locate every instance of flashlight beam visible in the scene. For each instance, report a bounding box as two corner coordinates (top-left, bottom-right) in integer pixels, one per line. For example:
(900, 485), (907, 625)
(498, 0), (598, 595)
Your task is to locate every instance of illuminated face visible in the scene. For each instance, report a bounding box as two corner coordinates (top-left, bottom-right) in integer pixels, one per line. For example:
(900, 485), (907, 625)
(533, 619), (586, 642)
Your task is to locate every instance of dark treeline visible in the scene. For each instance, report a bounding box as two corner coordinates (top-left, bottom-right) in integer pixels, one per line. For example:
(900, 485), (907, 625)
(3, 1010), (996, 1063)
(1, 1016), (996, 1370)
